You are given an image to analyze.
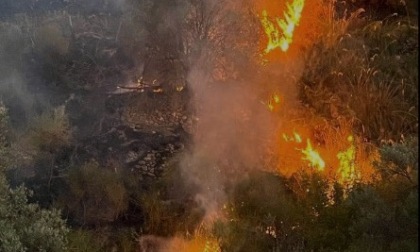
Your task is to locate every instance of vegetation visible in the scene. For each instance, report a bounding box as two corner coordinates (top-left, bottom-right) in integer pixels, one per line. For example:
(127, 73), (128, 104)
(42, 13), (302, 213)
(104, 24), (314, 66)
(59, 161), (129, 226)
(299, 10), (418, 143)
(214, 141), (418, 251)
(0, 103), (69, 252)
(0, 0), (417, 251)
(0, 177), (69, 252)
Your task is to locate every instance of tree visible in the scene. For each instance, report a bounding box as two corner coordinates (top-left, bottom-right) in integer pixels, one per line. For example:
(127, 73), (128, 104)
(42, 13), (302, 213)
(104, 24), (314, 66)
(0, 176), (69, 252)
(0, 101), (69, 252)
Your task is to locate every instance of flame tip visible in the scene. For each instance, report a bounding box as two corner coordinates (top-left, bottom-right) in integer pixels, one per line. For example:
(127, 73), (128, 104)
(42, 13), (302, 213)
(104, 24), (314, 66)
(260, 0), (305, 53)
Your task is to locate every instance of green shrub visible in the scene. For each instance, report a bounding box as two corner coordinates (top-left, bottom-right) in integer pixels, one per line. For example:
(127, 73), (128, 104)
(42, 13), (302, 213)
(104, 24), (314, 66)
(0, 174), (69, 252)
(67, 229), (101, 252)
(214, 171), (304, 251)
(345, 183), (418, 252)
(67, 228), (138, 252)
(374, 137), (418, 184)
(139, 163), (205, 237)
(26, 105), (72, 153)
(59, 161), (128, 226)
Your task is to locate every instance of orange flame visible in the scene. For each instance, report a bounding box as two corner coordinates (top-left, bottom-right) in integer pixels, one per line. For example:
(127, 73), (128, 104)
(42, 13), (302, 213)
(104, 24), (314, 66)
(281, 131), (325, 171)
(273, 115), (376, 187)
(167, 236), (220, 252)
(260, 0), (305, 53)
(301, 139), (325, 171)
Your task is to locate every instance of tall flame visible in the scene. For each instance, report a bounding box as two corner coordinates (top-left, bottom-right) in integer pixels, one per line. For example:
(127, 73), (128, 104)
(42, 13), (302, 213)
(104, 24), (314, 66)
(337, 135), (359, 186)
(282, 131), (325, 171)
(301, 139), (325, 171)
(260, 0), (305, 53)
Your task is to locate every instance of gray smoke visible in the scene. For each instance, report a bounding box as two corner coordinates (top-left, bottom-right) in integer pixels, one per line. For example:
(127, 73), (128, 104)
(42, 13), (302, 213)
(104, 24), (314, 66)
(177, 0), (306, 222)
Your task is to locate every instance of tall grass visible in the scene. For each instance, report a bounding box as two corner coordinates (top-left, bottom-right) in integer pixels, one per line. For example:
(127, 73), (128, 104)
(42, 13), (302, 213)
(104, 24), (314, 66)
(299, 8), (418, 143)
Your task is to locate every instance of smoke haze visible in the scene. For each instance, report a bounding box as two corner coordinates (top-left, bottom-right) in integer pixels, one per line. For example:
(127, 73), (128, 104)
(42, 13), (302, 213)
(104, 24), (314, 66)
(178, 1), (306, 222)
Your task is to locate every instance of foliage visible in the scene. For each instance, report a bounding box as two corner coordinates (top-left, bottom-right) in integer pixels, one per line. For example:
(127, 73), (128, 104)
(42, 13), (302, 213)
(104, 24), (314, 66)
(59, 161), (128, 226)
(67, 227), (138, 252)
(213, 167), (418, 252)
(214, 171), (304, 251)
(299, 12), (418, 142)
(336, 0), (418, 18)
(24, 106), (72, 154)
(8, 105), (73, 206)
(374, 137), (418, 184)
(67, 229), (101, 252)
(0, 102), (11, 172)
(0, 1), (417, 251)
(0, 176), (69, 252)
(0, 104), (69, 252)
(139, 162), (205, 237)
(345, 185), (418, 252)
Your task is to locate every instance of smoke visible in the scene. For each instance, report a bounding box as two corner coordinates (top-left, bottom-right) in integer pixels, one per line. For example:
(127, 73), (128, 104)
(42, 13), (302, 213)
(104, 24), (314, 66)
(0, 74), (45, 129)
(182, 63), (305, 222)
(1, 0), (306, 247)
(177, 0), (306, 222)
(0, 21), (46, 130)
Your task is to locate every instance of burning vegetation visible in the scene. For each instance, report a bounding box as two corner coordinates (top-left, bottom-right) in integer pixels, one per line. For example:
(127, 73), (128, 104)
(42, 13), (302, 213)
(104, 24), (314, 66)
(260, 0), (305, 53)
(0, 0), (418, 251)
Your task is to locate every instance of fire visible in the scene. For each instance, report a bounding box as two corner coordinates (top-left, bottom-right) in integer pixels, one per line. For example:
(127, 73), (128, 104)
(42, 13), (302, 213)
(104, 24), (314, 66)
(260, 0), (305, 53)
(273, 94), (281, 104)
(266, 93), (282, 112)
(293, 132), (302, 143)
(280, 131), (325, 171)
(273, 116), (377, 187)
(301, 139), (325, 171)
(267, 101), (275, 112)
(166, 236), (220, 252)
(282, 131), (302, 143)
(337, 135), (360, 186)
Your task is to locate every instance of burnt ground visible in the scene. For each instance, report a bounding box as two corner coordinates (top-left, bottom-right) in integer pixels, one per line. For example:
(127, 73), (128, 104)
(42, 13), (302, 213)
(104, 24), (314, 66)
(60, 36), (193, 179)
(66, 89), (193, 179)
(58, 54), (193, 183)
(1, 3), (194, 190)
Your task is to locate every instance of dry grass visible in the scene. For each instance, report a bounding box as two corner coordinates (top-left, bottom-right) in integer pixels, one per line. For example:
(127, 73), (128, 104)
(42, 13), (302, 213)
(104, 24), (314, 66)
(299, 10), (418, 143)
